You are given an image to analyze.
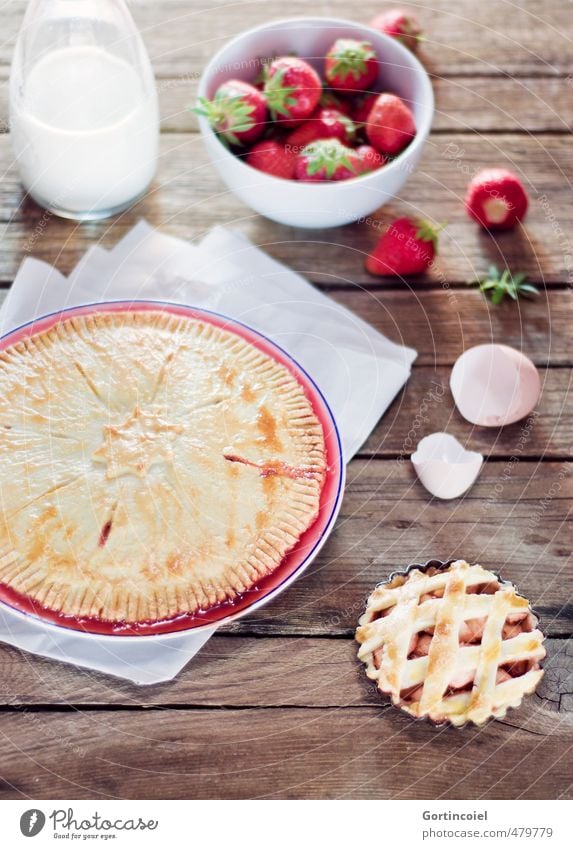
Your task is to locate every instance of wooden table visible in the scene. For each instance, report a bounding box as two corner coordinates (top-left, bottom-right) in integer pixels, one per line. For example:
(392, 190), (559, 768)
(0, 0), (572, 800)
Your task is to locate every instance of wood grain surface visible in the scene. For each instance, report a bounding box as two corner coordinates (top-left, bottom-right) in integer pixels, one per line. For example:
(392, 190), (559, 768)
(1, 133), (572, 285)
(0, 0), (571, 801)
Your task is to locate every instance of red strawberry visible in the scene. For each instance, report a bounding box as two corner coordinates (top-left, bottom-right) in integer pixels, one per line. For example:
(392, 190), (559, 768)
(365, 93), (416, 154)
(465, 168), (529, 230)
(246, 140), (297, 180)
(365, 217), (440, 276)
(263, 57), (322, 126)
(295, 139), (362, 182)
(286, 107), (356, 151)
(355, 144), (386, 173)
(324, 38), (379, 93)
(194, 80), (267, 146)
(352, 93), (379, 125)
(370, 9), (423, 52)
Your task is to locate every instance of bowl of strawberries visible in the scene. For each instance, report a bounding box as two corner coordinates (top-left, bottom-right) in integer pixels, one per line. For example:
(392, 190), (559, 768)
(195, 16), (433, 228)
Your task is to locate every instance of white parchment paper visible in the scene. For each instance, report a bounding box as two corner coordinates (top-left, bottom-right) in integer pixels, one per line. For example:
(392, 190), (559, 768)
(0, 221), (416, 684)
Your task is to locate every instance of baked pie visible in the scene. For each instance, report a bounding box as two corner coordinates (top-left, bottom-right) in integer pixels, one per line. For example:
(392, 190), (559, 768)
(356, 559), (545, 727)
(0, 311), (326, 624)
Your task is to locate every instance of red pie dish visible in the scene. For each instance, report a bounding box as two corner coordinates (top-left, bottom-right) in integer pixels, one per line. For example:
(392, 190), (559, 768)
(0, 301), (344, 637)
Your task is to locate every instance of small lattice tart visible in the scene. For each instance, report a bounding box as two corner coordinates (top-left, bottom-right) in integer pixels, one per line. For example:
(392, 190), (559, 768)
(356, 559), (545, 727)
(0, 311), (326, 624)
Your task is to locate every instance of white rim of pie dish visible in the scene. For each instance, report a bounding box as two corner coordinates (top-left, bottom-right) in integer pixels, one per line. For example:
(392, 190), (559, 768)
(196, 15), (435, 189)
(0, 299), (346, 642)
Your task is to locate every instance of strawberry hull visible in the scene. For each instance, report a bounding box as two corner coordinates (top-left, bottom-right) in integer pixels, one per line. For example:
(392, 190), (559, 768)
(465, 168), (529, 230)
(195, 79), (268, 147)
(264, 57), (323, 126)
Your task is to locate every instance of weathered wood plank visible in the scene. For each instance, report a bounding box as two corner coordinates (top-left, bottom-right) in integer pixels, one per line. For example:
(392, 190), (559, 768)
(361, 367), (573, 458)
(0, 1), (571, 78)
(0, 288), (568, 367)
(328, 289), (570, 366)
(0, 636), (570, 725)
(0, 701), (571, 799)
(432, 75), (573, 134)
(0, 133), (571, 285)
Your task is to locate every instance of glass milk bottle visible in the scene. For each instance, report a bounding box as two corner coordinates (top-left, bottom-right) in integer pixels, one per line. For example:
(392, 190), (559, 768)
(9, 0), (159, 220)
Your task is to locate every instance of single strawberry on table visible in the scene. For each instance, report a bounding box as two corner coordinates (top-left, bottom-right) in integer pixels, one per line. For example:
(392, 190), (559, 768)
(194, 79), (268, 146)
(370, 8), (423, 52)
(324, 38), (379, 93)
(246, 140), (297, 180)
(465, 168), (529, 230)
(365, 92), (416, 154)
(286, 107), (356, 151)
(295, 138), (363, 181)
(263, 56), (322, 126)
(365, 217), (441, 276)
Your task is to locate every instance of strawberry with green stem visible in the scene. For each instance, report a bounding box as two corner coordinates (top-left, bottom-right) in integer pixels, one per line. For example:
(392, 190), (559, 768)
(325, 38), (379, 93)
(365, 217), (443, 276)
(470, 266), (539, 305)
(263, 57), (322, 127)
(194, 79), (268, 146)
(295, 138), (362, 181)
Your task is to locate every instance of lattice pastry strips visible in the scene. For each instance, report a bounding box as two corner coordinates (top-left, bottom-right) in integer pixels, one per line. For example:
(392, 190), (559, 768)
(356, 560), (545, 726)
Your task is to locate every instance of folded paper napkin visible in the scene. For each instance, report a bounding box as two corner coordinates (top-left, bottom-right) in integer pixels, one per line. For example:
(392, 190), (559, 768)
(0, 221), (416, 685)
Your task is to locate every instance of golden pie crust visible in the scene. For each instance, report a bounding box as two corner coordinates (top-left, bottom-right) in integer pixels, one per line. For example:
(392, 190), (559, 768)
(356, 560), (545, 727)
(0, 311), (326, 623)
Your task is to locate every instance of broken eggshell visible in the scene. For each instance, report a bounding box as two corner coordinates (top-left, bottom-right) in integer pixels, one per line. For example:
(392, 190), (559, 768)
(450, 344), (541, 427)
(412, 432), (483, 500)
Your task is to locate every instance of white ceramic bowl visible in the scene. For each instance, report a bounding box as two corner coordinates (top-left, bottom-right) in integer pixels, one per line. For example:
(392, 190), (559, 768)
(196, 16), (434, 228)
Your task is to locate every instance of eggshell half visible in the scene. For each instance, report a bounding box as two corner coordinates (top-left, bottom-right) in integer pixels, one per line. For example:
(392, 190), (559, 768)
(450, 344), (540, 427)
(412, 432), (483, 499)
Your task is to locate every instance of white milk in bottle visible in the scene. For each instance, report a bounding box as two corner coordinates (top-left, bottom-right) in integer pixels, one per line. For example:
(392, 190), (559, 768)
(10, 0), (159, 220)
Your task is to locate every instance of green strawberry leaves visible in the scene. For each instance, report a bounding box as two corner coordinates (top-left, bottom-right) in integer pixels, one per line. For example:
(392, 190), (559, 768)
(301, 140), (356, 178)
(328, 39), (376, 81)
(415, 219), (445, 250)
(263, 68), (297, 119)
(193, 92), (256, 146)
(470, 265), (539, 305)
